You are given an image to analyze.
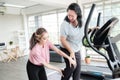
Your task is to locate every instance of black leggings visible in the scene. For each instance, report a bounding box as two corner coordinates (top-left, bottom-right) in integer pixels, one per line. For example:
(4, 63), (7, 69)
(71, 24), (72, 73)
(60, 47), (81, 80)
(26, 60), (47, 80)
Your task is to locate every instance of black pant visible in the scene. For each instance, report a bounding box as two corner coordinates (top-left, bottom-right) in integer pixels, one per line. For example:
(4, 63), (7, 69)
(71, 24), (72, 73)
(60, 47), (81, 80)
(26, 60), (47, 80)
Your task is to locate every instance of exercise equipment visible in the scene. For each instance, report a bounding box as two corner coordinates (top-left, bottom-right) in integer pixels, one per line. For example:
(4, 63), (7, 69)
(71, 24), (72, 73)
(82, 3), (120, 80)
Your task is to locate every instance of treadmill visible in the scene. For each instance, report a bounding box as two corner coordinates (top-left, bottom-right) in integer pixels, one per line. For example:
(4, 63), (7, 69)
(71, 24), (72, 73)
(82, 4), (120, 80)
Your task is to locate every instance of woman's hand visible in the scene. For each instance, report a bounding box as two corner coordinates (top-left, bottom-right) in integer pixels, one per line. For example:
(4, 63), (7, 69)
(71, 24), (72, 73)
(43, 62), (64, 77)
(70, 52), (75, 60)
(58, 69), (64, 77)
(68, 57), (76, 68)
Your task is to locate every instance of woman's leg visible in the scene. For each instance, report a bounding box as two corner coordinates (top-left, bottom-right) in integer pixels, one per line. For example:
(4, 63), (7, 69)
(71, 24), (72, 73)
(73, 51), (81, 80)
(62, 57), (75, 80)
(26, 60), (39, 80)
(60, 48), (75, 80)
(38, 66), (47, 80)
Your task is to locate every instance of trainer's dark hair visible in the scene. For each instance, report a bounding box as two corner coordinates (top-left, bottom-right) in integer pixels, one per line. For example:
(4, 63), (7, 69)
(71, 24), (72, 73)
(64, 3), (82, 27)
(29, 28), (47, 50)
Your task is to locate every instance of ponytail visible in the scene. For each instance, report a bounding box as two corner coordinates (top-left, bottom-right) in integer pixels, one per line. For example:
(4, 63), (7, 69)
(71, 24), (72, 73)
(29, 28), (47, 50)
(29, 33), (38, 50)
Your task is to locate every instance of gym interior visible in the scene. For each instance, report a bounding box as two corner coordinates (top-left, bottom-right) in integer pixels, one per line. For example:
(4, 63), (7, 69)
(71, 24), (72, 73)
(0, 0), (120, 80)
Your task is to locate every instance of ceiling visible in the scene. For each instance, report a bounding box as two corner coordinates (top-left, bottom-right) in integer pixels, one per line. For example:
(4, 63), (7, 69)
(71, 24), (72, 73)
(0, 0), (77, 15)
(0, 0), (106, 15)
(0, 0), (77, 9)
(0, 0), (42, 8)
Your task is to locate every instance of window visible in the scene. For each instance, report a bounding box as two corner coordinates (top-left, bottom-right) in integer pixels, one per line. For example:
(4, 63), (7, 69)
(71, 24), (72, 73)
(42, 13), (58, 44)
(58, 12), (67, 43)
(28, 11), (66, 44)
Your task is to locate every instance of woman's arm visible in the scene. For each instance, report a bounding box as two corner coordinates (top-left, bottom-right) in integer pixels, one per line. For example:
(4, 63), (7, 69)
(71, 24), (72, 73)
(60, 36), (75, 60)
(60, 21), (75, 59)
(60, 36), (74, 54)
(42, 62), (63, 76)
(50, 44), (76, 68)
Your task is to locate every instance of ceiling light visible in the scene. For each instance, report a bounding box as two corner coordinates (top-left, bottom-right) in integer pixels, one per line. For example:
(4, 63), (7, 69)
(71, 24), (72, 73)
(4, 4), (26, 8)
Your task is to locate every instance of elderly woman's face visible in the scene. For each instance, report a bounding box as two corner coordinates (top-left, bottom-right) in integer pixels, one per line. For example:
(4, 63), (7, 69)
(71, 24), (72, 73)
(67, 10), (77, 23)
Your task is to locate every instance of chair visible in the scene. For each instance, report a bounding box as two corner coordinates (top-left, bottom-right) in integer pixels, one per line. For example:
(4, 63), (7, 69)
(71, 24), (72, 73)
(3, 46), (20, 62)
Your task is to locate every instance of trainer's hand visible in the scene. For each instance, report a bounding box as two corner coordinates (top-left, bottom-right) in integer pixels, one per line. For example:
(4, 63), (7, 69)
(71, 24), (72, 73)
(68, 57), (76, 68)
(70, 52), (76, 60)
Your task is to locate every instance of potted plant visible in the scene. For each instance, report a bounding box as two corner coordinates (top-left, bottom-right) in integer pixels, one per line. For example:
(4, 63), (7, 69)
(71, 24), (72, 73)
(9, 41), (13, 45)
(85, 55), (91, 64)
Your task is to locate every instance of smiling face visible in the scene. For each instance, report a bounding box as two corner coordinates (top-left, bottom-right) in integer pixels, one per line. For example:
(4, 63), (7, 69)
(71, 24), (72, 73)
(67, 10), (77, 23)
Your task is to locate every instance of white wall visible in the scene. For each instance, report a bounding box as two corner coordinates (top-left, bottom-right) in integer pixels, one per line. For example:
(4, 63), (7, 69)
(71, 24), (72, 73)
(6, 7), (22, 15)
(0, 14), (23, 45)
